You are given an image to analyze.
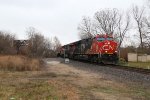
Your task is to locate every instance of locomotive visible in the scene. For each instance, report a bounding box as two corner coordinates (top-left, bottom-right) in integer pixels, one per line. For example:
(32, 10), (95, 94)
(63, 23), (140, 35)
(58, 34), (119, 64)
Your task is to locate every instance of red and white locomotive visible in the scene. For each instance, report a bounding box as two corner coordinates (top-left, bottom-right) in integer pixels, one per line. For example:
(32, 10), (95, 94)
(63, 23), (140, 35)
(58, 34), (118, 64)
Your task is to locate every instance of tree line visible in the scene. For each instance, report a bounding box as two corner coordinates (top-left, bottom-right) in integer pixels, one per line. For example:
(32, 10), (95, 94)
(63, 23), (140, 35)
(0, 27), (61, 57)
(78, 0), (150, 54)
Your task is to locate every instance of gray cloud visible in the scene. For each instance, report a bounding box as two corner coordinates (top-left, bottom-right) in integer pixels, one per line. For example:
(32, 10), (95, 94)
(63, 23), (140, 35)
(0, 0), (144, 44)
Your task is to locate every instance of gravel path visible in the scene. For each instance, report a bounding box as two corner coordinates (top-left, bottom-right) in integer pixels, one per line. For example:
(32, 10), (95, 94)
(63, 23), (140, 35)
(43, 58), (150, 100)
(53, 58), (150, 86)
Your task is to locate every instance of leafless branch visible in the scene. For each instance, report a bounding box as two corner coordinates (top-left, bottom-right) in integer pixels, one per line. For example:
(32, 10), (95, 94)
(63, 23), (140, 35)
(78, 16), (96, 39)
(132, 5), (145, 50)
(94, 9), (120, 34)
(117, 12), (131, 48)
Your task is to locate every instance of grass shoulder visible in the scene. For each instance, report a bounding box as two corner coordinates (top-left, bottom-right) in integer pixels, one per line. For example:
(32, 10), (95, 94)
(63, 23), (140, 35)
(118, 58), (150, 69)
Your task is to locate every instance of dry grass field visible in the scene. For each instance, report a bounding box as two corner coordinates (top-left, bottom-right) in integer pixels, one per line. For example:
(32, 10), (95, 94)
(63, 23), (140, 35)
(0, 58), (150, 100)
(0, 55), (42, 71)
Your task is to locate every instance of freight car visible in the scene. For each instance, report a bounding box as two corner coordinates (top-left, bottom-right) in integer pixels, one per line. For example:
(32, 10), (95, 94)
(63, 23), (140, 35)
(58, 34), (119, 64)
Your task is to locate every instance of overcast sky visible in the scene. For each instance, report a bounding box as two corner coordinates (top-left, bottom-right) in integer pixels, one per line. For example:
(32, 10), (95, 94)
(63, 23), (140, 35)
(0, 0), (145, 45)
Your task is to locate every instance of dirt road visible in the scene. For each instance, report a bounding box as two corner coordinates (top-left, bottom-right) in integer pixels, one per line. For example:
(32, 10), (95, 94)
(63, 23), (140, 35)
(43, 58), (150, 100)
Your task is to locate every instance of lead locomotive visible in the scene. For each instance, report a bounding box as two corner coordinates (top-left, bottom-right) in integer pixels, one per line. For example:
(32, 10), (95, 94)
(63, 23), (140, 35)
(58, 34), (118, 64)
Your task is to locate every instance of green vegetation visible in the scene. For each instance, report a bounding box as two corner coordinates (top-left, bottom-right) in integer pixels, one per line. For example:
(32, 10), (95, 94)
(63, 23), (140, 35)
(123, 62), (150, 69)
(118, 58), (150, 69)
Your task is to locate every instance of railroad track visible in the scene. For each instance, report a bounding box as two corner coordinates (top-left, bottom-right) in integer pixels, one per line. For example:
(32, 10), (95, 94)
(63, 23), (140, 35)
(68, 58), (150, 75)
(106, 64), (150, 75)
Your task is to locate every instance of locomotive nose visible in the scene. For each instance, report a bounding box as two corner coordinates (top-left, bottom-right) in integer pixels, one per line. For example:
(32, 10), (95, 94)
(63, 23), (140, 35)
(103, 41), (111, 50)
(102, 41), (114, 53)
(103, 44), (110, 50)
(105, 41), (110, 45)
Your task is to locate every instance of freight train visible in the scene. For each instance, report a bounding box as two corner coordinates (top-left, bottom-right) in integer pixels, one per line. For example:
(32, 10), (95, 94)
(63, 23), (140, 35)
(57, 34), (119, 64)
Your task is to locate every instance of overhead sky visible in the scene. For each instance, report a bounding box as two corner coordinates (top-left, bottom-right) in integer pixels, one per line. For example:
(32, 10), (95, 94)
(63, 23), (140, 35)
(0, 0), (145, 45)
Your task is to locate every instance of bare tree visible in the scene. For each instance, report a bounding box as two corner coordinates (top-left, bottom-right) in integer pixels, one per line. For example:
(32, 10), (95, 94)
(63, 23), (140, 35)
(78, 16), (96, 39)
(78, 9), (121, 39)
(53, 36), (61, 51)
(117, 12), (131, 48)
(132, 5), (145, 50)
(142, 17), (150, 51)
(94, 9), (120, 34)
(26, 27), (51, 57)
(0, 31), (16, 54)
(144, 0), (150, 49)
(78, 9), (131, 49)
(26, 27), (61, 57)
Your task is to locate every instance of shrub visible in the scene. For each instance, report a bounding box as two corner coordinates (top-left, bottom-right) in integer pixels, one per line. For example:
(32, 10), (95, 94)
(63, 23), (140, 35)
(0, 31), (16, 54)
(0, 55), (43, 71)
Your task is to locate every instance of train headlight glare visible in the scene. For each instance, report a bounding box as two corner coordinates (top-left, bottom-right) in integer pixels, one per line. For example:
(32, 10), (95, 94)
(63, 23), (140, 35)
(105, 51), (108, 53)
(115, 51), (117, 52)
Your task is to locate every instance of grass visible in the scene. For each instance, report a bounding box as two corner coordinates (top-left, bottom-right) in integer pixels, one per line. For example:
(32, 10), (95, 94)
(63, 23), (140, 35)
(1, 71), (149, 100)
(118, 58), (150, 69)
(0, 80), (59, 100)
(85, 84), (150, 100)
(0, 56), (149, 99)
(0, 55), (43, 71)
(120, 62), (150, 69)
(0, 71), (79, 100)
(126, 62), (150, 69)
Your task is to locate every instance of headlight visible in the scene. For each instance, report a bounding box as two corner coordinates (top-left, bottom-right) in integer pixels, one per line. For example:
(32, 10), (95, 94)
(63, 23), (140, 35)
(115, 51), (117, 53)
(105, 51), (108, 53)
